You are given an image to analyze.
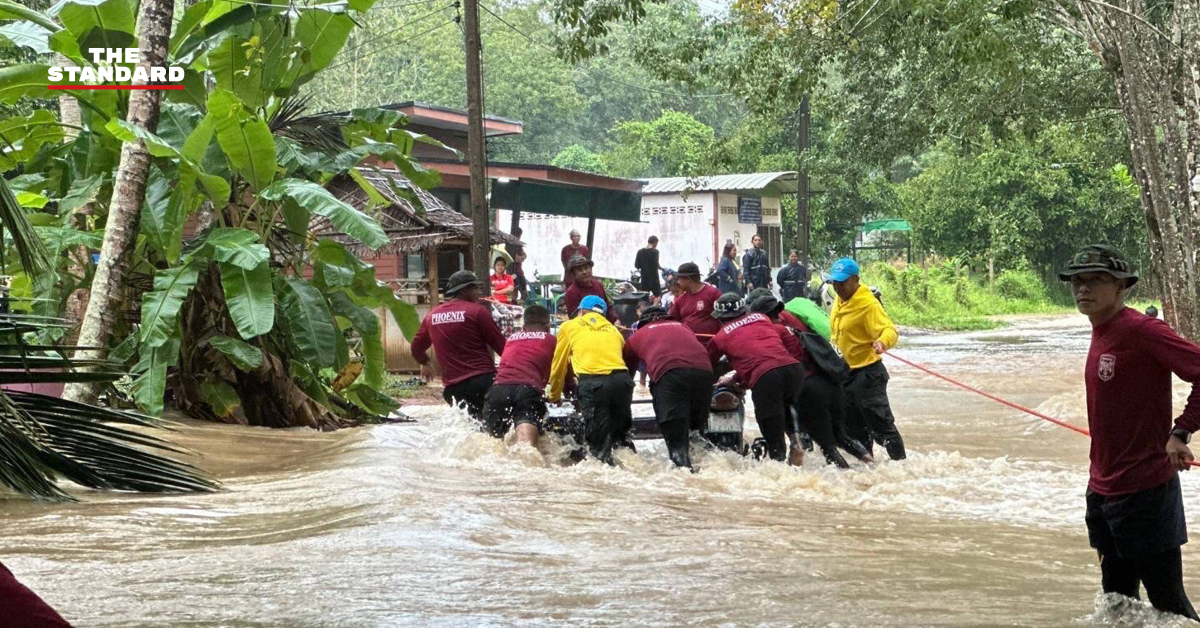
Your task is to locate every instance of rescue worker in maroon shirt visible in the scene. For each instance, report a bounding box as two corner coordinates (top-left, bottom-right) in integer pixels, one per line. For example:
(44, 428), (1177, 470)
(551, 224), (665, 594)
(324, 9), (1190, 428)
(750, 295), (868, 469)
(0, 562), (72, 627)
(622, 305), (715, 469)
(563, 254), (617, 322)
(411, 270), (507, 422)
(706, 293), (805, 464)
(668, 262), (723, 345)
(1061, 245), (1200, 621)
(482, 305), (557, 447)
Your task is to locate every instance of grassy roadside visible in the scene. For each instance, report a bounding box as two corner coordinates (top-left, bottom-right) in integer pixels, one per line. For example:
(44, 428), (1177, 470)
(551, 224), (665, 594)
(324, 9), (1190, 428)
(859, 262), (1072, 331)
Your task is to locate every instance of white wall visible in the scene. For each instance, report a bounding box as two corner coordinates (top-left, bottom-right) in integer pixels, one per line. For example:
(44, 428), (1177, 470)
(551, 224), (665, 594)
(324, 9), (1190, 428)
(497, 191), (716, 280)
(496, 189), (783, 281)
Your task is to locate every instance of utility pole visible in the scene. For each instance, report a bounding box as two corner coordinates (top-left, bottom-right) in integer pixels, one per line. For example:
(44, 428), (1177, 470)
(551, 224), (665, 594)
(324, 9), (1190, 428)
(462, 0), (490, 293)
(796, 96), (811, 263)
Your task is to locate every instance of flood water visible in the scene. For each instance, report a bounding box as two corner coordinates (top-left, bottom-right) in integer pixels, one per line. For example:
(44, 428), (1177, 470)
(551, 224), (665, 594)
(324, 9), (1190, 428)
(4, 314), (1200, 627)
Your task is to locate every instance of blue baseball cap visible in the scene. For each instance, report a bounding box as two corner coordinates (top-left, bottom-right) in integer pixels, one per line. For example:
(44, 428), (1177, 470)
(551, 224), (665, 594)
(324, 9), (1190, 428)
(579, 295), (607, 314)
(827, 258), (860, 282)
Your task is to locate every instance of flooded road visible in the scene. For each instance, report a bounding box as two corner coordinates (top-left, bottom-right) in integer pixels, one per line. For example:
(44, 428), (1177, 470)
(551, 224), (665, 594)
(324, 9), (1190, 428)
(4, 314), (1199, 627)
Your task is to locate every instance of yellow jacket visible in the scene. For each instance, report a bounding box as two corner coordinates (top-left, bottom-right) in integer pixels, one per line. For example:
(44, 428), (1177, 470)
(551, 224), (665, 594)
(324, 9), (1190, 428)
(548, 310), (626, 401)
(830, 284), (898, 369)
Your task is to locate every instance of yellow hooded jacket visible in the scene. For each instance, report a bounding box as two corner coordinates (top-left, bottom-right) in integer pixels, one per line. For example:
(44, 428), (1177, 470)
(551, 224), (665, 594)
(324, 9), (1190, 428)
(830, 284), (899, 370)
(548, 310), (626, 401)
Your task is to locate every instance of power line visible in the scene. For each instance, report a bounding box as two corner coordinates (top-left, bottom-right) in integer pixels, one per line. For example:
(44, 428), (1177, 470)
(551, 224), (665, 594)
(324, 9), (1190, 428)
(338, 1), (451, 56)
(476, 0), (733, 101)
(328, 6), (454, 69)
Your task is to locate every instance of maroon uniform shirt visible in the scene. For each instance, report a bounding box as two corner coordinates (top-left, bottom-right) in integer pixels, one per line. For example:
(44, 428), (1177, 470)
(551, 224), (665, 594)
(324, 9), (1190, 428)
(494, 330), (557, 391)
(707, 313), (800, 388)
(668, 284), (723, 342)
(1086, 307), (1200, 495)
(0, 562), (72, 627)
(563, 280), (616, 321)
(411, 299), (506, 387)
(560, 244), (590, 269)
(622, 320), (713, 384)
(774, 322), (805, 363)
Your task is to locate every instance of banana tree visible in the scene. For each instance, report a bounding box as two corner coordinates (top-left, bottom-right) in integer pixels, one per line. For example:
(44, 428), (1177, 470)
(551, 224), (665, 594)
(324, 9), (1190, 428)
(1, 0), (433, 428)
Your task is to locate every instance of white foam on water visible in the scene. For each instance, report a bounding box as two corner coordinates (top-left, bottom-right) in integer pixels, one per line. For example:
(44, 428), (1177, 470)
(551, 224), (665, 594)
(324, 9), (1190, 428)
(380, 404), (1099, 531)
(1080, 592), (1200, 628)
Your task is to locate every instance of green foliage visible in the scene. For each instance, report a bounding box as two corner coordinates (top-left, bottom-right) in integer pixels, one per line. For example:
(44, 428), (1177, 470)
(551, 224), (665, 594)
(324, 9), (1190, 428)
(551, 144), (606, 174)
(899, 124), (1146, 281)
(861, 262), (1066, 331)
(604, 110), (714, 178)
(1, 0), (435, 428)
(993, 270), (1046, 302)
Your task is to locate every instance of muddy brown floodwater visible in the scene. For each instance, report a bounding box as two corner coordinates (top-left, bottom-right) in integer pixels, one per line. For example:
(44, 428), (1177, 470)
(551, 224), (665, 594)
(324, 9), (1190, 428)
(4, 315), (1199, 627)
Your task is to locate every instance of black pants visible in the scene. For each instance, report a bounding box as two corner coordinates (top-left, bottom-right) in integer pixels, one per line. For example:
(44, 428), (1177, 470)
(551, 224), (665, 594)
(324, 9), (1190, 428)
(578, 370), (635, 464)
(481, 384), (545, 438)
(752, 364), (804, 462)
(843, 361), (906, 460)
(796, 371), (872, 467)
(651, 367), (715, 468)
(443, 372), (494, 422)
(1086, 475), (1197, 620)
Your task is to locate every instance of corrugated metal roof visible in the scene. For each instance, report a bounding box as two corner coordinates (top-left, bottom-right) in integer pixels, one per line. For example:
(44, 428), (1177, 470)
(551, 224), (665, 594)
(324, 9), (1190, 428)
(642, 172), (799, 195)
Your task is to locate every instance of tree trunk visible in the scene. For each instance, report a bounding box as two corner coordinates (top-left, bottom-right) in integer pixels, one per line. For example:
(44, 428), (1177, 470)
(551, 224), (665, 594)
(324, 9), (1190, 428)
(173, 264), (351, 430)
(62, 0), (176, 404)
(1071, 0), (1200, 342)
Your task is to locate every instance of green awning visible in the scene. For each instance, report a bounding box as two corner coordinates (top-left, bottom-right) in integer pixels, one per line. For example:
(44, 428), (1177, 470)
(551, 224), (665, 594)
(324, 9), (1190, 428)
(491, 179), (642, 223)
(862, 219), (911, 233)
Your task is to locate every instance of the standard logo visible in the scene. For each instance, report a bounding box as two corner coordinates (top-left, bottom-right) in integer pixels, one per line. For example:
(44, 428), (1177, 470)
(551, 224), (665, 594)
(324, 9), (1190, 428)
(1098, 353), (1116, 382)
(48, 47), (184, 90)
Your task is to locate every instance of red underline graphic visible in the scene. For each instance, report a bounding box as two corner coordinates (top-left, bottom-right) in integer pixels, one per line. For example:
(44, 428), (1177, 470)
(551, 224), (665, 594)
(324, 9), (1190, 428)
(48, 85), (185, 90)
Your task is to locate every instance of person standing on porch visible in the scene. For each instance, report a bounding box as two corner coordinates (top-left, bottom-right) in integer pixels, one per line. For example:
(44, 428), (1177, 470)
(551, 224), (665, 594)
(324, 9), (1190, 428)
(742, 234), (772, 293)
(777, 250), (809, 302)
(634, 235), (663, 297)
(716, 242), (741, 296)
(561, 229), (590, 277)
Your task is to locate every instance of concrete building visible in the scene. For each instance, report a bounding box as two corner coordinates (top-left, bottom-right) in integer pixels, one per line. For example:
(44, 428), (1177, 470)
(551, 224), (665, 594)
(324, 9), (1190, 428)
(497, 172), (799, 282)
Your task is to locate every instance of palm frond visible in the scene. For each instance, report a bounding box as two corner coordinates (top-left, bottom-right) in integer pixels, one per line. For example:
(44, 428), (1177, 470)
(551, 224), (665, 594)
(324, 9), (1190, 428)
(0, 176), (51, 277)
(270, 95), (348, 154)
(0, 300), (220, 500)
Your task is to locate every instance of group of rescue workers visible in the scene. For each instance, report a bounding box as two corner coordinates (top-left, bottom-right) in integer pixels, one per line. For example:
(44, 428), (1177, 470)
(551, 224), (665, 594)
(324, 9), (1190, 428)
(411, 250), (907, 470)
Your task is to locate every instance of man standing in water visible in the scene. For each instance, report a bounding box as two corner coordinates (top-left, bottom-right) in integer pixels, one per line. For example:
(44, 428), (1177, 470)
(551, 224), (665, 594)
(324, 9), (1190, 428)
(548, 296), (634, 464)
(1060, 244), (1200, 621)
(828, 257), (906, 460)
(482, 305), (556, 447)
(668, 262), (723, 344)
(622, 305), (714, 469)
(411, 270), (507, 422)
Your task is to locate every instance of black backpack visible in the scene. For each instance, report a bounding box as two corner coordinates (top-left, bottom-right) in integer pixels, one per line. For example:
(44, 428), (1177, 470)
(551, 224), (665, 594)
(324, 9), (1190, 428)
(797, 330), (849, 383)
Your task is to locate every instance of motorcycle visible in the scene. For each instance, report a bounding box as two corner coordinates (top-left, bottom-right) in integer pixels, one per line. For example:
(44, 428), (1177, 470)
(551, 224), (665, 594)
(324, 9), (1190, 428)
(543, 372), (748, 457)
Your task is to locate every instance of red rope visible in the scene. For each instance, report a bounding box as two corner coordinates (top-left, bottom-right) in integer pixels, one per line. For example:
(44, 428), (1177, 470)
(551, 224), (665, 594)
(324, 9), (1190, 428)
(883, 350), (1200, 467)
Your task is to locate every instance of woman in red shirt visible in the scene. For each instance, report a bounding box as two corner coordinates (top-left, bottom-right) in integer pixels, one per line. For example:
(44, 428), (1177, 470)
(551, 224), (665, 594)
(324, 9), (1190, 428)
(490, 257), (515, 305)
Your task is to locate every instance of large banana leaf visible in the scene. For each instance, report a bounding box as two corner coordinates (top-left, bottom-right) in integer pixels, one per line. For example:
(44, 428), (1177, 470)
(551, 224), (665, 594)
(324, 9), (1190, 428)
(275, 276), (337, 369)
(208, 89), (279, 190)
(261, 178), (388, 248)
(139, 262), (203, 348)
(219, 260), (275, 339)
